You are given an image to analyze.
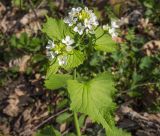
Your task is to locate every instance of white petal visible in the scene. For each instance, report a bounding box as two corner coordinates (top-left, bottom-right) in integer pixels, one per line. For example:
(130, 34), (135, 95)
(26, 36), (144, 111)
(94, 21), (99, 26)
(58, 60), (63, 65)
(73, 26), (78, 32)
(70, 39), (74, 44)
(65, 36), (70, 41)
(77, 7), (82, 12)
(103, 24), (109, 31)
(69, 23), (73, 26)
(111, 21), (119, 28)
(79, 30), (83, 35)
(84, 7), (88, 12)
(86, 29), (89, 34)
(55, 50), (59, 54)
(62, 39), (66, 44)
(58, 56), (67, 66)
(46, 51), (55, 60)
(109, 28), (116, 34)
(46, 40), (55, 49)
(111, 32), (118, 38)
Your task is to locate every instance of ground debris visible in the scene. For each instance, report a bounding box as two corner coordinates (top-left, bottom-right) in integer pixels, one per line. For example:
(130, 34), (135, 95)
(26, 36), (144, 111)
(0, 6), (47, 36)
(117, 105), (160, 136)
(0, 76), (54, 136)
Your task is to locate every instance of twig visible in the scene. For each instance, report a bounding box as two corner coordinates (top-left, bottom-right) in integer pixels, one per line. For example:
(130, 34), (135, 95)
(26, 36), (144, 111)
(60, 0), (64, 11)
(62, 127), (73, 136)
(36, 0), (46, 9)
(28, 0), (41, 30)
(32, 108), (69, 131)
(28, 0), (38, 19)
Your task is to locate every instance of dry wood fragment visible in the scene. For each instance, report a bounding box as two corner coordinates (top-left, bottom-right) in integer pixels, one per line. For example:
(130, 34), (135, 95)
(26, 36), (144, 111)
(117, 105), (160, 136)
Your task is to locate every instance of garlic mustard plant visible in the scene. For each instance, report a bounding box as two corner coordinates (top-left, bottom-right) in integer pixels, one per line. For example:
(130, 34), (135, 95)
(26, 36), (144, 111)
(42, 6), (130, 136)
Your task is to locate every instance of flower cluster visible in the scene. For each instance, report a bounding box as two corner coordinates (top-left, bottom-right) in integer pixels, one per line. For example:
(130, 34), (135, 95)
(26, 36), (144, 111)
(64, 7), (99, 35)
(46, 36), (74, 65)
(103, 20), (120, 38)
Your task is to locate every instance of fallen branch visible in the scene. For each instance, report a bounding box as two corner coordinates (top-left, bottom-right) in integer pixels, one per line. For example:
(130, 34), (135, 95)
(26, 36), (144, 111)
(32, 108), (69, 131)
(118, 105), (160, 136)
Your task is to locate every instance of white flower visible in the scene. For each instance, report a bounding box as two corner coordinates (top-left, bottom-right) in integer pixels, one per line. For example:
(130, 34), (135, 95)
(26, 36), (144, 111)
(108, 28), (118, 38)
(73, 23), (85, 35)
(84, 19), (92, 29)
(108, 28), (115, 34)
(90, 14), (99, 26)
(64, 17), (73, 26)
(93, 20), (99, 27)
(64, 17), (77, 26)
(67, 7), (81, 22)
(62, 36), (74, 46)
(65, 7), (99, 34)
(77, 7), (82, 12)
(46, 40), (55, 50)
(111, 21), (119, 28)
(46, 51), (56, 60)
(102, 24), (109, 31)
(84, 7), (91, 13)
(58, 56), (67, 66)
(111, 32), (118, 38)
(69, 8), (78, 17)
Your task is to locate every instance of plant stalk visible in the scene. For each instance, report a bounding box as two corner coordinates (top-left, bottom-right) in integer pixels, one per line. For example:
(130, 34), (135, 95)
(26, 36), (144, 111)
(73, 69), (81, 136)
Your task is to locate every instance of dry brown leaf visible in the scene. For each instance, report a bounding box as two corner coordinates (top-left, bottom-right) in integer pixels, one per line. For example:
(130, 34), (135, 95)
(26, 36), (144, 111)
(19, 55), (31, 73)
(142, 40), (160, 56)
(0, 2), (6, 14)
(16, 21), (41, 37)
(3, 96), (19, 117)
(20, 9), (48, 25)
(0, 123), (10, 135)
(60, 122), (67, 132)
(9, 55), (31, 73)
(138, 18), (156, 38)
(3, 88), (25, 117)
(0, 7), (47, 35)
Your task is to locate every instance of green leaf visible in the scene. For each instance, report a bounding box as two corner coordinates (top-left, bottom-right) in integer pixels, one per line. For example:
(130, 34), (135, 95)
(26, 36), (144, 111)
(56, 112), (72, 124)
(107, 127), (131, 136)
(67, 73), (116, 130)
(95, 26), (104, 38)
(67, 72), (131, 136)
(12, 0), (23, 7)
(65, 133), (76, 136)
(113, 4), (121, 16)
(140, 56), (152, 69)
(35, 125), (61, 136)
(46, 59), (59, 79)
(42, 17), (71, 40)
(95, 27), (117, 52)
(45, 73), (72, 90)
(78, 114), (86, 128)
(63, 50), (85, 70)
(57, 99), (68, 110)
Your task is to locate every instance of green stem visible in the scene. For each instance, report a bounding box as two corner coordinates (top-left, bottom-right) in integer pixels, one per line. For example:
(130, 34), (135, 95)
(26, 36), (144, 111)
(73, 112), (81, 136)
(73, 69), (81, 136)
